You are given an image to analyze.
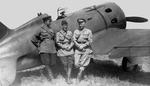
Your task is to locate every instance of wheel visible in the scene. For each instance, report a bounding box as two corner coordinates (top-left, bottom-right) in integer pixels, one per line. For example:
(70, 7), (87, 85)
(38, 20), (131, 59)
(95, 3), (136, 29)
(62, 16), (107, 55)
(122, 57), (130, 71)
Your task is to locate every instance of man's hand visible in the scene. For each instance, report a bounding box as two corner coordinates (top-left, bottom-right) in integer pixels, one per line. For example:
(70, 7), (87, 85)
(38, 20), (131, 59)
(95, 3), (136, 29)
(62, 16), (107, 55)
(66, 46), (70, 50)
(61, 45), (67, 50)
(79, 45), (84, 50)
(79, 44), (87, 50)
(65, 46), (73, 51)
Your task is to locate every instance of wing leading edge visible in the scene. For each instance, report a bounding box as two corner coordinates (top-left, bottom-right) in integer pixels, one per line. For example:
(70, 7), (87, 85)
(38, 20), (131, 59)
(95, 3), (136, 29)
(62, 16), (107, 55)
(92, 28), (150, 58)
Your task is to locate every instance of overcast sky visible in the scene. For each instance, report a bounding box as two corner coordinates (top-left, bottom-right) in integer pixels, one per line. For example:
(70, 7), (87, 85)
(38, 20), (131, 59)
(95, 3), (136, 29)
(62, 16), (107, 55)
(0, 0), (149, 29)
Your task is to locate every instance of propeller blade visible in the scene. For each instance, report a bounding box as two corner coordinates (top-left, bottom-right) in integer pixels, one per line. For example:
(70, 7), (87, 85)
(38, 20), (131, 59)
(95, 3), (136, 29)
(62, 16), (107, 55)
(126, 17), (148, 23)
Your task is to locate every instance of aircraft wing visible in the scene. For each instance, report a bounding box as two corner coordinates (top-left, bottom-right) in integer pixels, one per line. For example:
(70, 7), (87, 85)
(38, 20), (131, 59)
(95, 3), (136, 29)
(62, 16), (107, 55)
(92, 28), (150, 59)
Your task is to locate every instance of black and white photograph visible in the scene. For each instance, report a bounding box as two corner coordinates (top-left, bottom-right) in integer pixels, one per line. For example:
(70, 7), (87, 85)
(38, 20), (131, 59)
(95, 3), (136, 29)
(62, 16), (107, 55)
(0, 0), (150, 86)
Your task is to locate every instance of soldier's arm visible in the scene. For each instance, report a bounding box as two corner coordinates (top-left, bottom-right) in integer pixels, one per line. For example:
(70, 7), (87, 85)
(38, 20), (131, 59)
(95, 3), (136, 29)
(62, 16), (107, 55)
(87, 30), (93, 45)
(31, 30), (41, 47)
(50, 29), (55, 40)
(69, 42), (74, 48)
(31, 36), (38, 47)
(67, 32), (74, 49)
(83, 30), (93, 48)
(56, 33), (66, 49)
(73, 31), (81, 48)
(49, 29), (55, 38)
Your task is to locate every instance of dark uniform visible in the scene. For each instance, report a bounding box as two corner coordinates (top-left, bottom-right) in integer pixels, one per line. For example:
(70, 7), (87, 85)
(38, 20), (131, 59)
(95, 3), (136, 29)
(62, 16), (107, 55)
(38, 24), (56, 65)
(32, 20), (56, 81)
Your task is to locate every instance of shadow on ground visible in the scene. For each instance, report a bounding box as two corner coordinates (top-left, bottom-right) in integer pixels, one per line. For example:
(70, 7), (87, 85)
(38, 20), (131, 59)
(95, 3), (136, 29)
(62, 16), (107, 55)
(85, 59), (150, 85)
(12, 58), (150, 86)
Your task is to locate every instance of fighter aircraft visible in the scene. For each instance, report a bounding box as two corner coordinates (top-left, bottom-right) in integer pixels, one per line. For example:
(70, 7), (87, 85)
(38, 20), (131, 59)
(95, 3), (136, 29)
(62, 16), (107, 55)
(0, 2), (149, 86)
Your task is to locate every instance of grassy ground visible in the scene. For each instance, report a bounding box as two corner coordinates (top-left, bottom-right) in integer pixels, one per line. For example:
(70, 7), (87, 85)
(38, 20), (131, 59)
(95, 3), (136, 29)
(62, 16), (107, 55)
(16, 74), (148, 86)
(19, 75), (147, 86)
(12, 57), (150, 86)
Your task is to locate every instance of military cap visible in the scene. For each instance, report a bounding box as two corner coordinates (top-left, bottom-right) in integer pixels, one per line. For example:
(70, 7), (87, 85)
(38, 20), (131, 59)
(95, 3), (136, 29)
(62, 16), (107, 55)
(61, 20), (68, 25)
(77, 18), (86, 23)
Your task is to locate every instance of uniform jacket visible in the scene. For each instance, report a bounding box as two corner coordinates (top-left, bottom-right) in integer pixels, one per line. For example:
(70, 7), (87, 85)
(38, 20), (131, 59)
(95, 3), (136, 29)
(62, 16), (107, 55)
(32, 24), (56, 53)
(56, 30), (74, 56)
(73, 28), (93, 54)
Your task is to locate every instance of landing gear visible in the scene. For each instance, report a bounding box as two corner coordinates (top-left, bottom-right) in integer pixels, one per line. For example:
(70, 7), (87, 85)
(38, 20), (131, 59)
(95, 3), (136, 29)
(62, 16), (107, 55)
(122, 57), (141, 71)
(122, 57), (130, 71)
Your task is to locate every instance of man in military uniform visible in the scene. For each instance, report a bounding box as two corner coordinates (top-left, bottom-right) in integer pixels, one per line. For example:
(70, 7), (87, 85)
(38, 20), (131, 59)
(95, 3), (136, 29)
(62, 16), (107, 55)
(32, 16), (56, 81)
(56, 20), (74, 84)
(73, 18), (93, 83)
(56, 7), (66, 20)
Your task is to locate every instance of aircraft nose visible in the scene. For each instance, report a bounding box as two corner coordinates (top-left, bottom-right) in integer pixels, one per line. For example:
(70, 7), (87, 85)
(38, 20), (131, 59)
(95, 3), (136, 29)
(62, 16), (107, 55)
(95, 2), (127, 29)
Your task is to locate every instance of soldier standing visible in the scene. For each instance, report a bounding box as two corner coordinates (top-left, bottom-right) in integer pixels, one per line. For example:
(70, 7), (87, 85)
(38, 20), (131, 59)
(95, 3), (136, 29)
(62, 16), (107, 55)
(32, 16), (56, 81)
(73, 18), (93, 83)
(56, 20), (74, 84)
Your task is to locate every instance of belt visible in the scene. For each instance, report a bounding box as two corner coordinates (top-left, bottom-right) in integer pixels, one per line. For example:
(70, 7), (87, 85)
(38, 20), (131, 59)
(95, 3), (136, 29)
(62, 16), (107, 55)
(77, 41), (86, 44)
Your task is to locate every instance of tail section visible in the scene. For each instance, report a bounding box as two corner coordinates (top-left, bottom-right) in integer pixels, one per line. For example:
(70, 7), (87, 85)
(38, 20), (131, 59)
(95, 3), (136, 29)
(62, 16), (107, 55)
(0, 22), (11, 39)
